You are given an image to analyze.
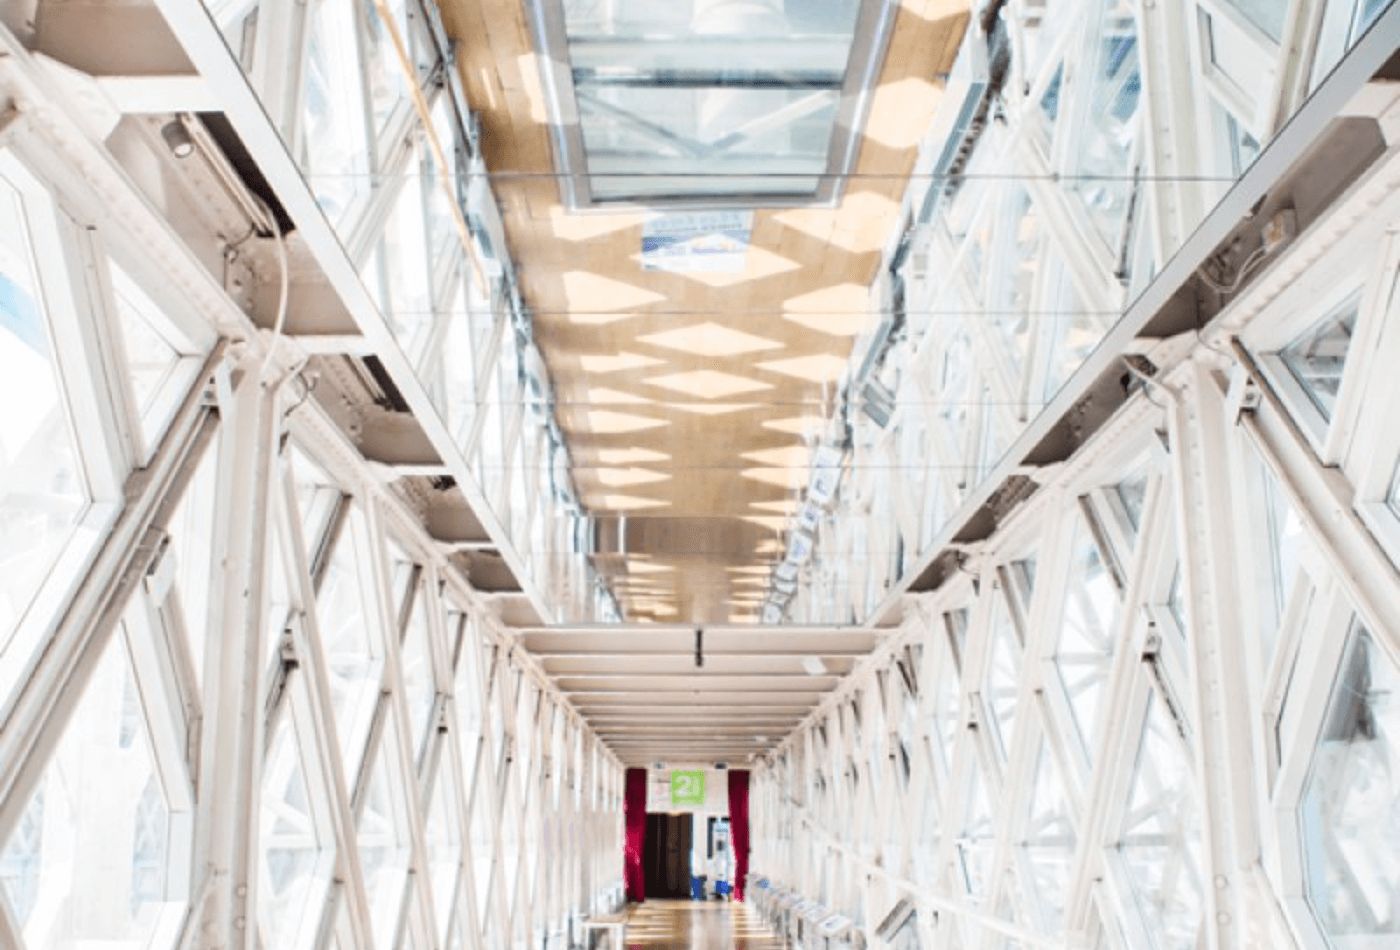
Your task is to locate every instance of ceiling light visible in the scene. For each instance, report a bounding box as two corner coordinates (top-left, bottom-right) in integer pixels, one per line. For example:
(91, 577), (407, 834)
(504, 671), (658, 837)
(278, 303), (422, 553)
(646, 370), (771, 400)
(758, 353), (849, 383)
(161, 119), (194, 158)
(639, 322), (781, 358)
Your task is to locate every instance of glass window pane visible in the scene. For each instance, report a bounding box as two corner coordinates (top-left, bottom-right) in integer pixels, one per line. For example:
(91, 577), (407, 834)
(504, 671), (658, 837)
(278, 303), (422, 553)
(259, 699), (329, 947)
(956, 757), (995, 905)
(1280, 298), (1358, 422)
(467, 765), (494, 912)
(557, 0), (866, 201)
(1067, 12), (1142, 249)
(1387, 456), (1400, 519)
(1117, 691), (1205, 948)
(563, 0), (860, 47)
(0, 628), (184, 945)
(362, 0), (411, 141)
(107, 260), (201, 447)
(985, 592), (1021, 760)
(1260, 463), (1306, 671)
(1301, 623), (1400, 940)
(316, 510), (384, 784)
(424, 97), (460, 268)
(1054, 517), (1122, 761)
(0, 171), (88, 700)
(357, 740), (410, 947)
(577, 85), (838, 200)
(300, 0), (370, 225)
(1199, 9), (1273, 97)
(1116, 470), (1149, 534)
(1021, 740), (1076, 932)
(379, 163), (434, 360)
(425, 764), (462, 943)
(401, 580), (437, 762)
(1224, 0), (1287, 42)
(165, 436), (220, 692)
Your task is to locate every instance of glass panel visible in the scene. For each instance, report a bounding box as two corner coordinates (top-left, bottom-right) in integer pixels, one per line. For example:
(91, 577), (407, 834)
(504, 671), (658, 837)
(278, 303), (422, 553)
(1199, 9), (1273, 98)
(0, 629), (183, 945)
(1117, 691), (1205, 949)
(455, 613), (483, 730)
(259, 700), (328, 947)
(426, 765), (462, 943)
(315, 510), (384, 784)
(1224, 0), (1287, 43)
(1054, 517), (1122, 761)
(1167, 564), (1188, 636)
(1280, 298), (1359, 422)
(556, 0), (869, 202)
(1020, 740), (1076, 932)
(362, 0), (411, 141)
(956, 756), (995, 905)
(1115, 471), (1149, 534)
(108, 261), (188, 441)
(1259, 464), (1306, 672)
(985, 592), (1021, 760)
(300, 0), (370, 225)
(379, 161), (434, 360)
(563, 0), (861, 48)
(357, 739), (410, 946)
(165, 437), (220, 692)
(467, 768), (494, 912)
(0, 172), (88, 700)
(1067, 9), (1143, 250)
(1301, 624), (1400, 941)
(401, 580), (437, 762)
(1387, 456), (1400, 519)
(424, 98), (460, 269)
(577, 85), (838, 200)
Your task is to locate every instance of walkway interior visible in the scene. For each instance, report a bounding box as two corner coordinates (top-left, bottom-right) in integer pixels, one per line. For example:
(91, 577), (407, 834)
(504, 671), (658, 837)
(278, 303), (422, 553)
(620, 900), (789, 949)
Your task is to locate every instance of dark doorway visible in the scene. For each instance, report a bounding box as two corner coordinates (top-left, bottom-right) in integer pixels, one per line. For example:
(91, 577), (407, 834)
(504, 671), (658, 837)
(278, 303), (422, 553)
(642, 813), (692, 898)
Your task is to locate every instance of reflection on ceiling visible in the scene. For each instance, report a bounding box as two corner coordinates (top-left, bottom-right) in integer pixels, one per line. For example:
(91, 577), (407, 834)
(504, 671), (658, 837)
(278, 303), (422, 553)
(440, 0), (970, 622)
(530, 0), (896, 205)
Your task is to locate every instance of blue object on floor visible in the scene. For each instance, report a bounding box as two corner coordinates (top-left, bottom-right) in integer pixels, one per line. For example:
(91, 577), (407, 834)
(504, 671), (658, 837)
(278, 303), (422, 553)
(715, 880), (731, 898)
(690, 875), (705, 900)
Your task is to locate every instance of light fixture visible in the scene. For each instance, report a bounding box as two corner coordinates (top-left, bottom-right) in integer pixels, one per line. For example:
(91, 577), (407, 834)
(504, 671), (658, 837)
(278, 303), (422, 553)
(160, 118), (194, 159)
(860, 379), (896, 428)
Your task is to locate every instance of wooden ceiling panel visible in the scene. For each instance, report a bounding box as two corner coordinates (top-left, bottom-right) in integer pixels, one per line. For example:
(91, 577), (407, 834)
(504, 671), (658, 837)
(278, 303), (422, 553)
(442, 0), (970, 624)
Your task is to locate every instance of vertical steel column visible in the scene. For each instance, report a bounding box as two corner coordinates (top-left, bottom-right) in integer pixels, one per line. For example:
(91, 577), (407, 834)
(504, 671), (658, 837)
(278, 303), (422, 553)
(1167, 359), (1263, 948)
(189, 354), (284, 948)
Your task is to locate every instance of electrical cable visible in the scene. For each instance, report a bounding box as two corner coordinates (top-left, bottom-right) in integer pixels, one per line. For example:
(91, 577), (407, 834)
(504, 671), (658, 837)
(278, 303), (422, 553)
(1196, 244), (1269, 296)
(253, 193), (289, 382)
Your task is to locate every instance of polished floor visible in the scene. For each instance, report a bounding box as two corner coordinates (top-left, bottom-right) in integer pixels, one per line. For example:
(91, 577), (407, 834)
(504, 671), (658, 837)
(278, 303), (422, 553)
(617, 899), (789, 949)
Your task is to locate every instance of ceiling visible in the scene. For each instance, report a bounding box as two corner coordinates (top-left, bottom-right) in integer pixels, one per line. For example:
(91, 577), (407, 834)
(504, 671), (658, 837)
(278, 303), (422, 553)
(517, 624), (883, 764)
(440, 0), (970, 628)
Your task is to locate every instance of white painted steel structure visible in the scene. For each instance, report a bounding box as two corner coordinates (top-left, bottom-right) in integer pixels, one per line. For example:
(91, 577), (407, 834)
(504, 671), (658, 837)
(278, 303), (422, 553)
(0, 1), (622, 948)
(769, 0), (1399, 627)
(0, 0), (1398, 949)
(751, 100), (1400, 947)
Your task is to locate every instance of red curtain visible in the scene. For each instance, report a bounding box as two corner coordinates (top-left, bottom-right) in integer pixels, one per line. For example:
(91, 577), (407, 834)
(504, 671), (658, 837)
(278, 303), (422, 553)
(623, 767), (648, 902)
(727, 769), (751, 901)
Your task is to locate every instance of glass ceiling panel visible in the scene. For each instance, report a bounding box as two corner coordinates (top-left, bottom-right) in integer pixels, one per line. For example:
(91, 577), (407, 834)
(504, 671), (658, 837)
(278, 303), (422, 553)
(538, 0), (886, 205)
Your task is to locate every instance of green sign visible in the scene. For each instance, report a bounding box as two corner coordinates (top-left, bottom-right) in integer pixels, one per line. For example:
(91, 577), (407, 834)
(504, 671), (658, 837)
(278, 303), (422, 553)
(670, 770), (706, 807)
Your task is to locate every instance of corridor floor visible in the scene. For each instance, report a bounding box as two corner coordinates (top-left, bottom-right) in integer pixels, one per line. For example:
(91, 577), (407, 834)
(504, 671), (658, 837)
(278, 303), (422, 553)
(620, 899), (789, 949)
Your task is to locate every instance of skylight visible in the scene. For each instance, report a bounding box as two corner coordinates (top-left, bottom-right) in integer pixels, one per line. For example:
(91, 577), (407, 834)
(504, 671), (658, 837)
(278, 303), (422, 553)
(529, 0), (896, 206)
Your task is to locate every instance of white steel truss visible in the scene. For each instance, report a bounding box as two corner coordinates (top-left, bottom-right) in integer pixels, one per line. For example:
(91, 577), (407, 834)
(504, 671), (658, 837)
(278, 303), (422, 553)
(751, 115), (1400, 948)
(768, 0), (1399, 627)
(0, 3), (623, 949)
